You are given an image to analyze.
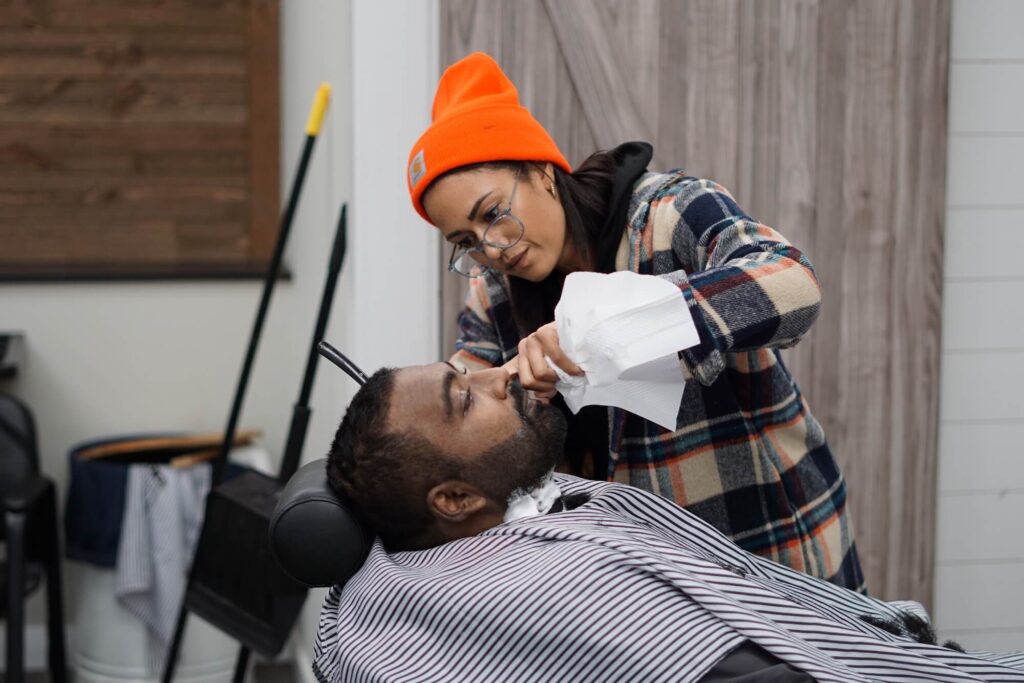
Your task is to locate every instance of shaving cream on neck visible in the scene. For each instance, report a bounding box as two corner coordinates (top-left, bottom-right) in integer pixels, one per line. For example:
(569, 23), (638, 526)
(503, 471), (561, 523)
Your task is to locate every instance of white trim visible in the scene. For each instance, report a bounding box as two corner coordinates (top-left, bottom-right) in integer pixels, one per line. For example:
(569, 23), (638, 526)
(290, 1), (440, 677)
(349, 0), (441, 374)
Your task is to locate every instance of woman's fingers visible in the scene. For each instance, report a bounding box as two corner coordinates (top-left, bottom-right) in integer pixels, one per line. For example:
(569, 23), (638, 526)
(532, 388), (556, 403)
(491, 358), (554, 400)
(513, 322), (587, 393)
(501, 357), (519, 377)
(516, 337), (557, 393)
(534, 323), (583, 376)
(524, 334), (558, 384)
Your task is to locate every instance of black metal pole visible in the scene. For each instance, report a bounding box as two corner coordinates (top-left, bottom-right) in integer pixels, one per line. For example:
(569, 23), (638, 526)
(278, 205), (347, 482)
(231, 646), (251, 683)
(6, 511), (26, 683)
(160, 608), (188, 683)
(299, 205), (347, 408)
(210, 133), (318, 486)
(163, 83), (331, 683)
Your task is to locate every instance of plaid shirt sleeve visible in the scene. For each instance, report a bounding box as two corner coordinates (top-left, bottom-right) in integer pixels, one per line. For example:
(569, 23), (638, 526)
(640, 176), (822, 386)
(450, 273), (515, 372)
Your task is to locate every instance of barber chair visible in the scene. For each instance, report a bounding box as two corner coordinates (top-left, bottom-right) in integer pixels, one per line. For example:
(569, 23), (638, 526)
(269, 459), (372, 588)
(0, 393), (68, 683)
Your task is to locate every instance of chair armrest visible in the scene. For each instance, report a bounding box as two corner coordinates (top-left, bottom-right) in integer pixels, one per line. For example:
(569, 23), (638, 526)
(2, 475), (52, 512)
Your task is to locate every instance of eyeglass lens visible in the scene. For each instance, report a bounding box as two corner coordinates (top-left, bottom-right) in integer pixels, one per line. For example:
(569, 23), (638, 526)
(450, 215), (524, 276)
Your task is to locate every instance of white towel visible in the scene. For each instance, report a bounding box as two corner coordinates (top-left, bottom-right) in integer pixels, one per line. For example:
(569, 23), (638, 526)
(115, 463), (211, 673)
(551, 271), (700, 431)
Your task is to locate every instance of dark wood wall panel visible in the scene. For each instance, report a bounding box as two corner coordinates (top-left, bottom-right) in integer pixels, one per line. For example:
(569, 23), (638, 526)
(441, 0), (950, 605)
(0, 0), (278, 278)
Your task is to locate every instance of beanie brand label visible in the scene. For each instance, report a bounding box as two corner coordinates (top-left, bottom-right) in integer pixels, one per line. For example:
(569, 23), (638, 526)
(409, 150), (426, 189)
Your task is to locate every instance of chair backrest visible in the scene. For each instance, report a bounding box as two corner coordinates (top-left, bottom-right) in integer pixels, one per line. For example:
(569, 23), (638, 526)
(0, 392), (39, 495)
(269, 459), (373, 588)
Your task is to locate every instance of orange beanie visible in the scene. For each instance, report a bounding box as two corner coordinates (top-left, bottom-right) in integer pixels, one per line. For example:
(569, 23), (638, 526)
(407, 52), (571, 223)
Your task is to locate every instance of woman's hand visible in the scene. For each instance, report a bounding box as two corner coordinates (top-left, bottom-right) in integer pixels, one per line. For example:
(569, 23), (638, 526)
(503, 322), (583, 398)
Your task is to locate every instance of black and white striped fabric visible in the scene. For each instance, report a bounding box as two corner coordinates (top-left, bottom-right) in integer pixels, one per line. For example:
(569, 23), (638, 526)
(313, 476), (1024, 682)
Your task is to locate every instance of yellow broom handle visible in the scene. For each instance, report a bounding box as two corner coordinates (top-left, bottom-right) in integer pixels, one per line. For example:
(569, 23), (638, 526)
(305, 82), (332, 136)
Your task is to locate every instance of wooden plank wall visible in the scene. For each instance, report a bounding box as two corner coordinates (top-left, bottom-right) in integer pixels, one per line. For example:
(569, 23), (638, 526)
(0, 0), (279, 277)
(441, 0), (950, 604)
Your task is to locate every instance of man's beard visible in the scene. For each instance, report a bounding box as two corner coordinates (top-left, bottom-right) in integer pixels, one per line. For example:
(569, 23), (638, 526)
(463, 379), (567, 504)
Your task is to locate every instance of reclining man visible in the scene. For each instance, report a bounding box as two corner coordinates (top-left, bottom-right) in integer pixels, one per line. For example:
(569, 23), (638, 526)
(316, 363), (1024, 682)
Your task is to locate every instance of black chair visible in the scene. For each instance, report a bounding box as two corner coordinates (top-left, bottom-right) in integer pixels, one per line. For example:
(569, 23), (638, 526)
(0, 393), (67, 683)
(269, 459), (372, 589)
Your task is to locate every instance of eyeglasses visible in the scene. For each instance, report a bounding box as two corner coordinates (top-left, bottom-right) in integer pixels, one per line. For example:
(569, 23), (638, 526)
(447, 168), (525, 278)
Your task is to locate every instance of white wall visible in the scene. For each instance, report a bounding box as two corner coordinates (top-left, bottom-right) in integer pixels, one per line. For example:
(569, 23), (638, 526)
(292, 0), (440, 679)
(0, 0), (439, 671)
(933, 0), (1024, 652)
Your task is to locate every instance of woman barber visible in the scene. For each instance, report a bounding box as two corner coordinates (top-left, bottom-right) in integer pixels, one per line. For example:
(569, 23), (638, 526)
(406, 52), (864, 591)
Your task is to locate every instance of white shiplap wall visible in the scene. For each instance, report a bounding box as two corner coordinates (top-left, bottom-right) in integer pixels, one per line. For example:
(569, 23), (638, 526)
(934, 0), (1024, 652)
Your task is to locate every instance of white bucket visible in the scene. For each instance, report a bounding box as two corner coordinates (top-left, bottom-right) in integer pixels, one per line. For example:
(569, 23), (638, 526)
(70, 562), (236, 683)
(68, 446), (274, 682)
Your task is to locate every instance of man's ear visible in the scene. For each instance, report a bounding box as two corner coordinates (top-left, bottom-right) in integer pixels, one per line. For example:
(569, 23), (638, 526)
(426, 480), (489, 522)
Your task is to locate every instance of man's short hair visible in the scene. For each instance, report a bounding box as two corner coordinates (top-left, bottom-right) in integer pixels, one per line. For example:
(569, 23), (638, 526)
(325, 368), (458, 547)
(328, 365), (567, 550)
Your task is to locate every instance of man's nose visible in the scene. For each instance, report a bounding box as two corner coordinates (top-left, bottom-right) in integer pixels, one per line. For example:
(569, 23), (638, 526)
(472, 367), (509, 399)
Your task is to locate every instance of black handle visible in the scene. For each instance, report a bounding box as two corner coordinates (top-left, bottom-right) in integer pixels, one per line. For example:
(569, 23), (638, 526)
(212, 133), (320, 485)
(297, 204), (348, 406)
(317, 341), (368, 386)
(279, 204), (349, 481)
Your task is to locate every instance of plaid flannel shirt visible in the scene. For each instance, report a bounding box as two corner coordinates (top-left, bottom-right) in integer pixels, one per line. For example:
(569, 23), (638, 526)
(451, 171), (864, 591)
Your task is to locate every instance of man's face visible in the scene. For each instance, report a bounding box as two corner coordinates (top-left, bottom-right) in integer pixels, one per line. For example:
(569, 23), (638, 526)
(387, 363), (566, 499)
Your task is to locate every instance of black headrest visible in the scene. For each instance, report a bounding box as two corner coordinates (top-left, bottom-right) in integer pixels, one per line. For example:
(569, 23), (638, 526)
(269, 459), (373, 587)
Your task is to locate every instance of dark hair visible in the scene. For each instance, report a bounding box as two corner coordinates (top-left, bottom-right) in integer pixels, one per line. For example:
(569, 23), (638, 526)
(425, 151), (619, 335)
(509, 151), (618, 334)
(327, 368), (569, 548)
(325, 367), (457, 548)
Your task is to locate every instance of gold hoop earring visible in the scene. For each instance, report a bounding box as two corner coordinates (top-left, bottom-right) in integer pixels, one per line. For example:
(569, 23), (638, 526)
(548, 182), (558, 200)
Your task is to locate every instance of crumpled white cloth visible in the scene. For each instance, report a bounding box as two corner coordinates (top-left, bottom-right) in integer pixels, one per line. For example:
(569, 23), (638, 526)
(549, 271), (700, 431)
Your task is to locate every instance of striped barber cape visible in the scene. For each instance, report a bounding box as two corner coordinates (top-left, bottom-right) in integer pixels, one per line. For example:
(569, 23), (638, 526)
(313, 476), (1024, 682)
